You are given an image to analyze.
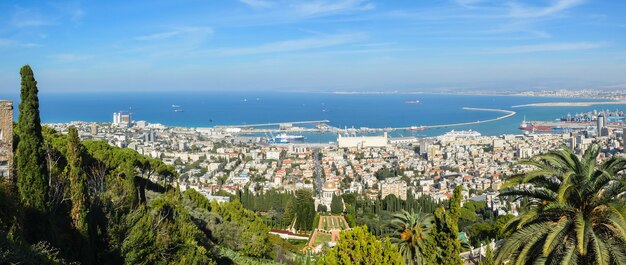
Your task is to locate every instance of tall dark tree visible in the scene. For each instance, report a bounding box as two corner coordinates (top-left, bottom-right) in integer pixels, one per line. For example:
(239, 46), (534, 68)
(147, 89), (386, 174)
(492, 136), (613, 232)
(15, 65), (49, 212)
(67, 127), (89, 235)
(330, 193), (343, 214)
(294, 189), (315, 230)
(282, 198), (295, 227)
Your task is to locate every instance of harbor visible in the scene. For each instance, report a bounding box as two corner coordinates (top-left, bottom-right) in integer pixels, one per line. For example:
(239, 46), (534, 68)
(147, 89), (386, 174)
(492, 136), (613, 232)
(211, 107), (517, 135)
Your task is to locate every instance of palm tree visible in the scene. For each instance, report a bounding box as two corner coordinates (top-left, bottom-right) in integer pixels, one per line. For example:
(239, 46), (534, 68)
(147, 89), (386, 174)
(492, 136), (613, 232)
(389, 209), (434, 265)
(496, 144), (626, 264)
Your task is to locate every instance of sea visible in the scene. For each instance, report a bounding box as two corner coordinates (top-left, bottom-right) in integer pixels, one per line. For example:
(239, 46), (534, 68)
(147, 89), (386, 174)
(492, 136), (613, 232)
(0, 91), (620, 143)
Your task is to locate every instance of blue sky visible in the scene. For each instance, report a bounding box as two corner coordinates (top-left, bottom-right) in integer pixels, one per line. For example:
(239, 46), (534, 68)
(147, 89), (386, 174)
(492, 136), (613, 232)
(1, 0), (625, 92)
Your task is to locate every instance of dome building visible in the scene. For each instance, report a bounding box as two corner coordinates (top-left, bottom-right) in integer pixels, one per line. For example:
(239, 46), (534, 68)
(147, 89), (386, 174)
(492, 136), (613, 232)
(316, 180), (339, 211)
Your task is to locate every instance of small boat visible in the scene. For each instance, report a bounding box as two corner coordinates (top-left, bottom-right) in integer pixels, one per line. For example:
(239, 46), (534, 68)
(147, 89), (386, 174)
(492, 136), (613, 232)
(174, 109), (184, 112)
(405, 100), (420, 104)
(172, 104), (181, 108)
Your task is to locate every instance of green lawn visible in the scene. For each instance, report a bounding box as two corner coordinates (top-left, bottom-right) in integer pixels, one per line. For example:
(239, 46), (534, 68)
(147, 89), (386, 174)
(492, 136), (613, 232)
(313, 233), (332, 246)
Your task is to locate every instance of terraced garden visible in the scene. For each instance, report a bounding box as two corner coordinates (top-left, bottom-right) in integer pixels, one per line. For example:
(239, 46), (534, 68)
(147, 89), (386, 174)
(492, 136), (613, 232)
(306, 215), (352, 253)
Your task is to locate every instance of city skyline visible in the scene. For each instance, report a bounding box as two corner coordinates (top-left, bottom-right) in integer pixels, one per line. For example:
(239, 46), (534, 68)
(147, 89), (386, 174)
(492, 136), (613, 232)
(1, 0), (626, 92)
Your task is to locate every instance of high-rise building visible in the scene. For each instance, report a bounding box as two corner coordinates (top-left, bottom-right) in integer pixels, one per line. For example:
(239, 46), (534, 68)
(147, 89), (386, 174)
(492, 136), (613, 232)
(597, 114), (605, 136)
(113, 111), (132, 127)
(0, 100), (13, 182)
(113, 112), (121, 124)
(90, 123), (98, 135)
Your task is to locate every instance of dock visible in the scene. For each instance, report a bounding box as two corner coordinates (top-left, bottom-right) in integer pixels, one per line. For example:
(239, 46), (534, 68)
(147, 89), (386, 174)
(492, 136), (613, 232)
(212, 108), (516, 134)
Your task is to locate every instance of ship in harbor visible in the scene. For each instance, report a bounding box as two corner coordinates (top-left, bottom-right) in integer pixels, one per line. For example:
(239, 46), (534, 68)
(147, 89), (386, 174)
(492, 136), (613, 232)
(519, 118), (552, 131)
(404, 100), (420, 104)
(273, 133), (305, 143)
(441, 130), (481, 138)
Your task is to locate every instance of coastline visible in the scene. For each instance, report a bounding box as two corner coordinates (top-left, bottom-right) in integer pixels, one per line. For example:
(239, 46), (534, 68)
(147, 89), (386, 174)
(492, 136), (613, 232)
(512, 101), (626, 108)
(324, 90), (613, 102)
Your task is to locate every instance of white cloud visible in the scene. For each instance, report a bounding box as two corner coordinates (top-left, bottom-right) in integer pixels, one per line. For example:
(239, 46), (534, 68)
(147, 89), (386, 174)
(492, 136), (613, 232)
(0, 38), (40, 48)
(211, 33), (367, 56)
(488, 42), (608, 54)
(508, 0), (585, 18)
(239, 0), (274, 8)
(294, 0), (375, 17)
(135, 27), (213, 41)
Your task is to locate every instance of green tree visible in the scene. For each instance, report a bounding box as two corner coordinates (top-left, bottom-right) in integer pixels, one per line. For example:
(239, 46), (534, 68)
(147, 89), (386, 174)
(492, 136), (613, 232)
(15, 65), (49, 212)
(66, 127), (89, 236)
(294, 189), (315, 231)
(282, 198), (295, 227)
(389, 210), (433, 265)
(496, 145), (626, 265)
(430, 186), (463, 265)
(209, 200), (272, 258)
(318, 225), (404, 265)
(121, 194), (214, 264)
(330, 193), (343, 214)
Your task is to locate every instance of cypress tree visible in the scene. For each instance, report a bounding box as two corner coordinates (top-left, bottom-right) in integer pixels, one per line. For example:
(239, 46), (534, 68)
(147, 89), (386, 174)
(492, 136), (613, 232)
(295, 189), (315, 230)
(67, 126), (89, 235)
(330, 193), (342, 214)
(429, 186), (463, 265)
(282, 198), (295, 227)
(15, 65), (49, 212)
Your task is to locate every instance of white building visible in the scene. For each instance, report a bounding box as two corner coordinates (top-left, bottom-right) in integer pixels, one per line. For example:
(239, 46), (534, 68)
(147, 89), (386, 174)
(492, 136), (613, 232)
(315, 180), (339, 210)
(337, 132), (388, 148)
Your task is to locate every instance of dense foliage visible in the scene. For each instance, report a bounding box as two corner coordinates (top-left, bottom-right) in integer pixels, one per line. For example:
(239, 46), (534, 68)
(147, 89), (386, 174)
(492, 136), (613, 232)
(496, 145), (626, 265)
(317, 226), (404, 265)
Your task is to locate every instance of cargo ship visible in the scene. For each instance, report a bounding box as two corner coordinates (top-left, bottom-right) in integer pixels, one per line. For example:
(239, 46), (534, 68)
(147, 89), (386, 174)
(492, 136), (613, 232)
(519, 119), (552, 131)
(405, 100), (420, 104)
(273, 134), (305, 143)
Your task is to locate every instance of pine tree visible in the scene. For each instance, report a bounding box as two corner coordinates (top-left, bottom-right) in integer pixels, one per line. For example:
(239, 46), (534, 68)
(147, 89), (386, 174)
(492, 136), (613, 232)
(15, 65), (49, 212)
(67, 127), (89, 235)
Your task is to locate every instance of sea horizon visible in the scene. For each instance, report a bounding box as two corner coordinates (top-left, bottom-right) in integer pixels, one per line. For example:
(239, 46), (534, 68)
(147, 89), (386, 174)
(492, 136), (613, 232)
(0, 91), (620, 142)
